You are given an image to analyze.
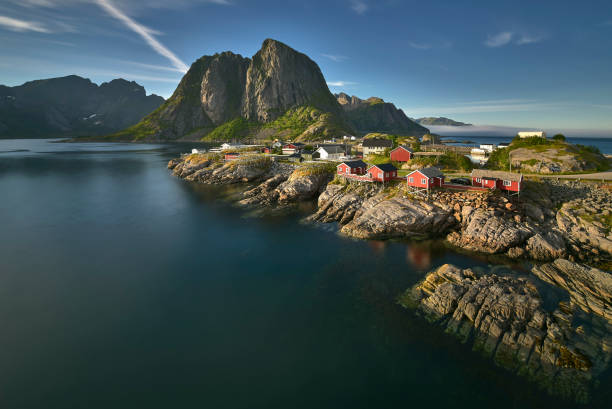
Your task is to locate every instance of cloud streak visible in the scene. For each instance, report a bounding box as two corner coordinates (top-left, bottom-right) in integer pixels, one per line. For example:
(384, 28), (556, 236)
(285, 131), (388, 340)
(94, 0), (188, 73)
(408, 41), (431, 50)
(350, 0), (368, 14)
(321, 53), (347, 62)
(327, 81), (357, 87)
(0, 15), (50, 32)
(485, 31), (513, 47)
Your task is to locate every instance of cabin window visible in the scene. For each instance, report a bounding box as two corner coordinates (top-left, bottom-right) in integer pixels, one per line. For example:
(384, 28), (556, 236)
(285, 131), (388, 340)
(385, 172), (389, 178)
(408, 177), (414, 183)
(421, 178), (426, 184)
(503, 180), (511, 186)
(476, 178), (481, 183)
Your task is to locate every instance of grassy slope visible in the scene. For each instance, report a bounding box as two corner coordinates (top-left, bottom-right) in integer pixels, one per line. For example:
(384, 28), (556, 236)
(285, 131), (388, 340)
(487, 137), (609, 173)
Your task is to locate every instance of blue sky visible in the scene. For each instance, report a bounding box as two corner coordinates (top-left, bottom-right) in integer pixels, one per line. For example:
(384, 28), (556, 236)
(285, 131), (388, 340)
(1, 0), (612, 136)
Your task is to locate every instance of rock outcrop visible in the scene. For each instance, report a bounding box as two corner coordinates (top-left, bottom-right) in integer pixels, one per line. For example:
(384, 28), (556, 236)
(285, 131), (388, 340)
(401, 263), (612, 403)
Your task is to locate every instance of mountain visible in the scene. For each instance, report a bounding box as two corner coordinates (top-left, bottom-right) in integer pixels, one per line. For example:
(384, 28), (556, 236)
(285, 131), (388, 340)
(335, 93), (429, 137)
(416, 117), (472, 126)
(0, 75), (164, 139)
(115, 39), (351, 142)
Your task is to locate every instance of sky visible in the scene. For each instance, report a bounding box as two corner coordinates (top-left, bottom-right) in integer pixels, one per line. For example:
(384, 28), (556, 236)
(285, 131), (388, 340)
(1, 0), (612, 136)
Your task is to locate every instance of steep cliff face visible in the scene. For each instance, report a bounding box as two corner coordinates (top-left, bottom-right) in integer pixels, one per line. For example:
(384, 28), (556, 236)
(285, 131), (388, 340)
(114, 39), (351, 141)
(336, 92), (429, 137)
(0, 75), (164, 138)
(242, 39), (341, 122)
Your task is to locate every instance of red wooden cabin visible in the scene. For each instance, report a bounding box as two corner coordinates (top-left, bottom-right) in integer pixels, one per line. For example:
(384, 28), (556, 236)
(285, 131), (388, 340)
(367, 163), (398, 182)
(390, 145), (413, 162)
(406, 167), (445, 189)
(471, 169), (523, 192)
(337, 160), (368, 176)
(261, 147), (271, 154)
(224, 152), (240, 160)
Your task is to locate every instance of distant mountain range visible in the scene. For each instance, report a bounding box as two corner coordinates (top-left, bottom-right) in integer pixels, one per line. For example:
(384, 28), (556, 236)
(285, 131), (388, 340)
(335, 93), (428, 137)
(110, 39), (429, 142)
(0, 75), (164, 139)
(416, 117), (472, 126)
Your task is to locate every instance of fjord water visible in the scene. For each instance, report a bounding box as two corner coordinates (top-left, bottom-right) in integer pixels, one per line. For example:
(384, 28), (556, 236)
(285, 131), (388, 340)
(0, 140), (608, 409)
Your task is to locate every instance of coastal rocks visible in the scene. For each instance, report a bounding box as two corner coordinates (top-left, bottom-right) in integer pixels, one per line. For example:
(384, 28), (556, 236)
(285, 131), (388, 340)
(307, 183), (377, 224)
(447, 208), (533, 253)
(532, 259), (612, 321)
(556, 202), (612, 256)
(525, 230), (567, 261)
(340, 196), (456, 239)
(401, 263), (612, 402)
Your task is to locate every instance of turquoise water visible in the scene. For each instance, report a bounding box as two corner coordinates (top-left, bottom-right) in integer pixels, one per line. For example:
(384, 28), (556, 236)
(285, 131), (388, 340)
(0, 139), (609, 408)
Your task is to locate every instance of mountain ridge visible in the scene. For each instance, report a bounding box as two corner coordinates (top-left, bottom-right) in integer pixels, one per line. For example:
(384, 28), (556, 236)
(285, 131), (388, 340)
(0, 75), (164, 139)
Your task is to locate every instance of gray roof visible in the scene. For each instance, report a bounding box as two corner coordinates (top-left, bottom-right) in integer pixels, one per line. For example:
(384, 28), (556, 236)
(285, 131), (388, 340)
(471, 169), (522, 182)
(340, 160), (367, 168)
(362, 138), (393, 148)
(318, 146), (344, 154)
(370, 163), (397, 172)
(411, 167), (444, 178)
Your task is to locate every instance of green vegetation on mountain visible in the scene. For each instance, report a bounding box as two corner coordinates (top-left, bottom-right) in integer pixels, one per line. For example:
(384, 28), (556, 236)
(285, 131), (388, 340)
(203, 118), (260, 141)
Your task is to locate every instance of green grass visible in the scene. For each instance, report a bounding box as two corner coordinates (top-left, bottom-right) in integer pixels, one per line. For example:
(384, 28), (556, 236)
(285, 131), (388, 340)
(202, 117), (260, 141)
(291, 161), (337, 178)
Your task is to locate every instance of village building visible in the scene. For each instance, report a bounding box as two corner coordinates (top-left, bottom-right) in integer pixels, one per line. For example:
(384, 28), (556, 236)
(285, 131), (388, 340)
(367, 163), (397, 182)
(261, 147), (271, 154)
(272, 141), (283, 149)
(301, 150), (320, 161)
(471, 169), (523, 194)
(390, 145), (413, 162)
(316, 145), (345, 160)
(406, 167), (445, 190)
(337, 160), (368, 176)
(287, 152), (303, 163)
(282, 142), (305, 155)
(518, 131), (546, 139)
(362, 138), (393, 156)
(479, 144), (496, 153)
(224, 152), (240, 160)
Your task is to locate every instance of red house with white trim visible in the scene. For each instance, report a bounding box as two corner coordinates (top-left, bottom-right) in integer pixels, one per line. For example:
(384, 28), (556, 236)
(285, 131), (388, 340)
(282, 143), (305, 155)
(471, 169), (523, 193)
(224, 152), (240, 160)
(406, 167), (445, 188)
(367, 163), (397, 182)
(390, 145), (413, 162)
(337, 160), (368, 175)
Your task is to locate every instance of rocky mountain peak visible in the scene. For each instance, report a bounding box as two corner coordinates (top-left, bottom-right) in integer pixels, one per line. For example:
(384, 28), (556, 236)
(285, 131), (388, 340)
(242, 39), (340, 122)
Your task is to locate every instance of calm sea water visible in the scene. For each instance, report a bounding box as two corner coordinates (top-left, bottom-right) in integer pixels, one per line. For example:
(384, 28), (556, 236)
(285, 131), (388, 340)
(0, 139), (609, 409)
(441, 136), (612, 154)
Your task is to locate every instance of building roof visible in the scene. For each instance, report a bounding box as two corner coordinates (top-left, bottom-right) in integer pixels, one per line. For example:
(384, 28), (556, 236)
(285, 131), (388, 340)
(288, 152), (302, 158)
(370, 163), (397, 172)
(411, 167), (444, 178)
(392, 145), (413, 153)
(472, 169), (522, 182)
(362, 138), (393, 148)
(301, 150), (314, 155)
(317, 145), (344, 154)
(339, 160), (367, 168)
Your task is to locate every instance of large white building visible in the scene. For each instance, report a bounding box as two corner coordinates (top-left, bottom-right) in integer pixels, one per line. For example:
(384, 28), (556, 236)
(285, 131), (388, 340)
(315, 145), (345, 160)
(518, 131), (546, 139)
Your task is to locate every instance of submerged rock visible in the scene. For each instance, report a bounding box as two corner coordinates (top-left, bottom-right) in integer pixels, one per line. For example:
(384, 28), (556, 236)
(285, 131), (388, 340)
(401, 263), (612, 403)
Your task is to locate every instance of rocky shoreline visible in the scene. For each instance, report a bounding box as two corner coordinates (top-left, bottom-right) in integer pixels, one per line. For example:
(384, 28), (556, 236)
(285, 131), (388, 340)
(400, 261), (612, 403)
(168, 153), (611, 267)
(168, 153), (612, 402)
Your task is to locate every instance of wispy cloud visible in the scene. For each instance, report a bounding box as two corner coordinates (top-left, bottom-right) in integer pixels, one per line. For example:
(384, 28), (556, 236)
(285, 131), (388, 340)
(350, 0), (368, 15)
(485, 31), (513, 47)
(0, 15), (50, 32)
(321, 53), (347, 62)
(408, 42), (431, 50)
(516, 34), (544, 45)
(327, 81), (357, 87)
(94, 0), (188, 73)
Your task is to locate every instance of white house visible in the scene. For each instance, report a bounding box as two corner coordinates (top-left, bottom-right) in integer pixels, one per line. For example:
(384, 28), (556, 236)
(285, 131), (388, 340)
(316, 145), (345, 160)
(518, 131), (546, 139)
(479, 144), (496, 153)
(362, 138), (393, 155)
